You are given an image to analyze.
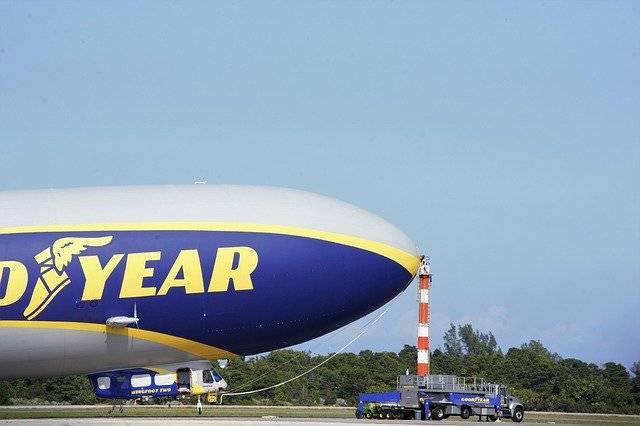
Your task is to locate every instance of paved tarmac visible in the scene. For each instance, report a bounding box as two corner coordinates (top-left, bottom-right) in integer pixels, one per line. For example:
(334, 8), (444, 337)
(0, 419), (580, 426)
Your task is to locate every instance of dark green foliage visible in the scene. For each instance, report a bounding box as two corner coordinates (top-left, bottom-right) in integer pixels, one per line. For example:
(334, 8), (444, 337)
(457, 324), (499, 356)
(0, 324), (637, 414)
(1, 376), (100, 405)
(630, 362), (640, 406)
(220, 348), (414, 406)
(431, 328), (638, 414)
(0, 381), (11, 405)
(443, 323), (463, 357)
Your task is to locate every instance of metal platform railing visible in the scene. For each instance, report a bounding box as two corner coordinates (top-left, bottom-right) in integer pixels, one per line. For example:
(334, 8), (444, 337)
(397, 374), (503, 395)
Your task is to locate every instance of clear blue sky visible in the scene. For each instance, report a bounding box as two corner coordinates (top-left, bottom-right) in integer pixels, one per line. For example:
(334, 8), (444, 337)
(1, 1), (638, 367)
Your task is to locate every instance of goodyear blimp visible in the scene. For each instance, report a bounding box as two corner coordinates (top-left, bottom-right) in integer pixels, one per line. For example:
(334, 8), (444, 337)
(0, 185), (420, 399)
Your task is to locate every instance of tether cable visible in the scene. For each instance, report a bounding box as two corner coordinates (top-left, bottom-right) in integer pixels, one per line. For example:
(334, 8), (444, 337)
(226, 289), (405, 393)
(219, 305), (390, 403)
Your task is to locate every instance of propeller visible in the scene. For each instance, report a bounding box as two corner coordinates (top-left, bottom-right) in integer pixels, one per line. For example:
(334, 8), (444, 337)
(105, 303), (140, 328)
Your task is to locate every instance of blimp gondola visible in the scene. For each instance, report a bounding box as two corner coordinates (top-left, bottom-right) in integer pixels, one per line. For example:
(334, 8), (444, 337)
(0, 185), (420, 398)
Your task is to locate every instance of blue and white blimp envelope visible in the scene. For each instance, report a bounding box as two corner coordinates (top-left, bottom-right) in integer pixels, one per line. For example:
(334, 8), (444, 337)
(0, 185), (421, 385)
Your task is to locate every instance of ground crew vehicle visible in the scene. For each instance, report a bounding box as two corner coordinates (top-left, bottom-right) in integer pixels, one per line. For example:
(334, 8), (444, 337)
(356, 374), (525, 422)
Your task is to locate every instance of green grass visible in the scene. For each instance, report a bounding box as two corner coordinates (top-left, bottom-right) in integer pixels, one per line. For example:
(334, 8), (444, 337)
(526, 412), (640, 426)
(0, 406), (639, 425)
(0, 405), (354, 419)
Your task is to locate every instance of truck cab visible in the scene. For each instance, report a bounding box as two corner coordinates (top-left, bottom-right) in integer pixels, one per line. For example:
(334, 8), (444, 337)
(497, 385), (525, 422)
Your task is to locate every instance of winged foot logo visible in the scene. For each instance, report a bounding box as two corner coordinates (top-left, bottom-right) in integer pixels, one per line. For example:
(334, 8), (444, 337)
(0, 235), (259, 321)
(23, 236), (113, 320)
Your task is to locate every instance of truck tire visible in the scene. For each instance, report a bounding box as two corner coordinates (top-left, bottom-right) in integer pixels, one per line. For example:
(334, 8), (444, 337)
(511, 407), (524, 423)
(431, 406), (445, 421)
(460, 406), (471, 419)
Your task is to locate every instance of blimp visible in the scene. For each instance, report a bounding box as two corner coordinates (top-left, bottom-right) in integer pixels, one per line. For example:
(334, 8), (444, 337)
(0, 185), (420, 400)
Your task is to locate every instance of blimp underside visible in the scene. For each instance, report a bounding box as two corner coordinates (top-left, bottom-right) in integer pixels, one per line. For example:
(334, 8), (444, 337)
(0, 185), (420, 378)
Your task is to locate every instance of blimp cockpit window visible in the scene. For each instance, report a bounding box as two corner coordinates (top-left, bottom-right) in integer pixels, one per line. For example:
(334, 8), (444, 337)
(203, 369), (222, 383)
(203, 369), (214, 384)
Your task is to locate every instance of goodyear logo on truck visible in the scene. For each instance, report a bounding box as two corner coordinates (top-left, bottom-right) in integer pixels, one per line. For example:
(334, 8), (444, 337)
(461, 396), (491, 404)
(0, 236), (259, 319)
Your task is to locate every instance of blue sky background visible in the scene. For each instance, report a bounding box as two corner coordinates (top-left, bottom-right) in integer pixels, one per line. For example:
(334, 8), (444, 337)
(1, 1), (638, 367)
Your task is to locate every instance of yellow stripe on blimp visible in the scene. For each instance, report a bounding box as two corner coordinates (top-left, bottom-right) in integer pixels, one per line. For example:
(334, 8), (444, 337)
(0, 222), (421, 274)
(0, 320), (236, 360)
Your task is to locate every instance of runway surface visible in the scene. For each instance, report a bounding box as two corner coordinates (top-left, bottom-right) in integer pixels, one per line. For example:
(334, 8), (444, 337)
(0, 419), (586, 426)
(2, 407), (638, 425)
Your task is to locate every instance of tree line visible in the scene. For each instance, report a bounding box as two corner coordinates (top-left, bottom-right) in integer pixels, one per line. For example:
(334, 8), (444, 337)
(1, 323), (639, 414)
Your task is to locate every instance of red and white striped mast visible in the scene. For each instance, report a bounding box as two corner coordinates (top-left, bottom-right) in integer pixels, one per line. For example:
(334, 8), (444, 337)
(417, 256), (431, 376)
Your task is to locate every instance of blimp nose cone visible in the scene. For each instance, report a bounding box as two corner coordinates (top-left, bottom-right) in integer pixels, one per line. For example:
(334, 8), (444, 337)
(183, 185), (421, 354)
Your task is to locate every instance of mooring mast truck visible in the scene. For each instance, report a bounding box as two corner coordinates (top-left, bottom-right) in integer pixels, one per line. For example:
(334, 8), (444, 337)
(356, 374), (525, 422)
